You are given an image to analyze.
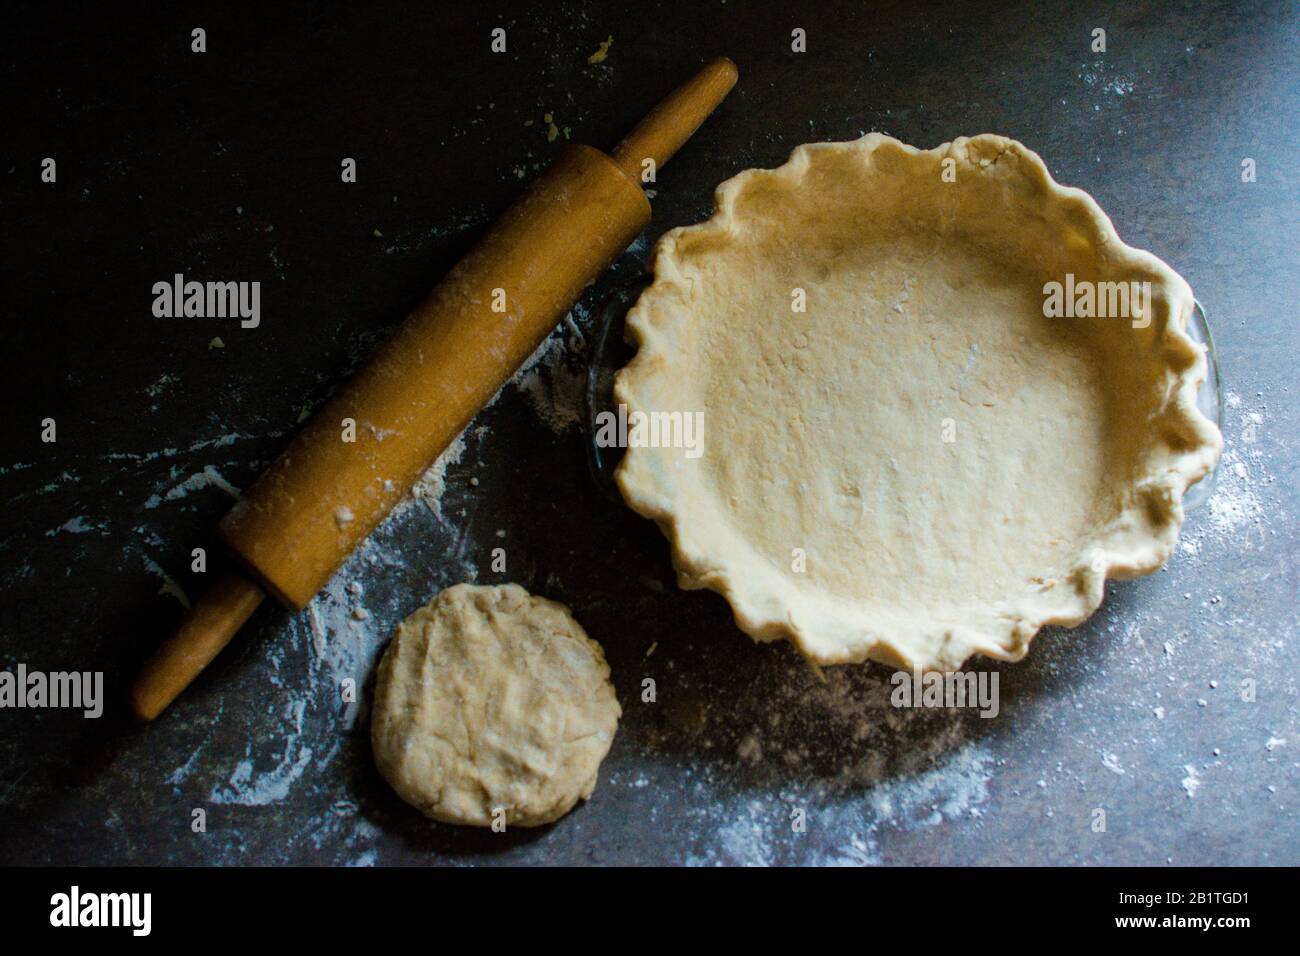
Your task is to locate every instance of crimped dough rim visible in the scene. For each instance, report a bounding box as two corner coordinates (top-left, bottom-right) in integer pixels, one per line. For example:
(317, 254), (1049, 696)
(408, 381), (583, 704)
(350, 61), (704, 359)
(614, 133), (1223, 671)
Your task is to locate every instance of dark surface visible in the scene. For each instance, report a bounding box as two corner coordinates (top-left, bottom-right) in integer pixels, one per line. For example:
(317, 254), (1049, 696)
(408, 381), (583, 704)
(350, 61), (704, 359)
(1, 1), (1296, 865)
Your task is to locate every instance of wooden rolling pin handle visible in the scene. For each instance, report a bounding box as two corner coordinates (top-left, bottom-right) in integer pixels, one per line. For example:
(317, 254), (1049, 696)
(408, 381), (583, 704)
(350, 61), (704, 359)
(611, 56), (738, 180)
(129, 573), (265, 722)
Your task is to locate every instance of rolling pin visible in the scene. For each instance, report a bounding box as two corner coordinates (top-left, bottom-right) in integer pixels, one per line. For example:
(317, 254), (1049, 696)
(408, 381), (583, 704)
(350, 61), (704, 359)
(130, 57), (739, 721)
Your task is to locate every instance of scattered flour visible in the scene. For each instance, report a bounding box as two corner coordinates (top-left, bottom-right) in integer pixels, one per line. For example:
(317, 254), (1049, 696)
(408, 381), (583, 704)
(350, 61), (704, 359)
(142, 556), (191, 609)
(1181, 391), (1272, 552)
(1205, 448), (1265, 537)
(210, 741), (314, 806)
(680, 662), (999, 865)
(209, 700), (313, 806)
(167, 735), (212, 787)
(1080, 61), (1135, 97)
(180, 535), (396, 808)
(145, 464), (242, 509)
(709, 802), (776, 867)
(307, 602), (328, 658)
(509, 305), (591, 434)
(1101, 752), (1127, 775)
(408, 432), (468, 521)
(145, 372), (179, 398)
(44, 515), (104, 536)
(864, 744), (994, 829)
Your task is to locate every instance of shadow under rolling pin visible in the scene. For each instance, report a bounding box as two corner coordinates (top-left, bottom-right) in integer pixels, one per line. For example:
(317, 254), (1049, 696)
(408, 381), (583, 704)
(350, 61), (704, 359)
(130, 57), (739, 722)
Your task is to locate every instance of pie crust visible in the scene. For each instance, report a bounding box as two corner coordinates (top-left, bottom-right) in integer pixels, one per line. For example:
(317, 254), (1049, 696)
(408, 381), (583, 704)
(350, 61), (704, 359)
(614, 134), (1222, 671)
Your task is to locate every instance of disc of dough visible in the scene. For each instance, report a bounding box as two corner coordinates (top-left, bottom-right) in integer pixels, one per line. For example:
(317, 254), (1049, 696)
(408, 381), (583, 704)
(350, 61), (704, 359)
(371, 583), (621, 827)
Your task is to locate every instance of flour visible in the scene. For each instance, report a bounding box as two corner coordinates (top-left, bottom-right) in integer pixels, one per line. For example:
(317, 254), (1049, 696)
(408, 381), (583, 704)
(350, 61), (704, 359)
(304, 542), (391, 721)
(682, 740), (996, 866)
(141, 556), (191, 609)
(144, 464), (242, 509)
(678, 660), (998, 865)
(708, 803), (776, 867)
(167, 703), (229, 789)
(1080, 61), (1135, 97)
(408, 431), (468, 521)
(509, 304), (592, 433)
(864, 744), (993, 828)
(209, 739), (314, 806)
(145, 372), (179, 398)
(167, 744), (205, 786)
(307, 602), (328, 658)
(106, 431), (265, 465)
(155, 496), (419, 807)
(209, 700), (315, 806)
(1181, 391), (1272, 551)
(379, 206), (491, 257)
(44, 515), (104, 536)
(1205, 447), (1265, 537)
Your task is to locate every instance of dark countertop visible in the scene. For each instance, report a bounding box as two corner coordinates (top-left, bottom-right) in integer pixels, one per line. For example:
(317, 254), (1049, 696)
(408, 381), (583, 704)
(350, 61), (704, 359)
(1, 1), (1295, 866)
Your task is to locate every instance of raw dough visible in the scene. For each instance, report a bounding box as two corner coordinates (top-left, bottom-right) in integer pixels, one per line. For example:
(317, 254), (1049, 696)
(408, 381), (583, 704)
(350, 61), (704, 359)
(371, 583), (620, 827)
(615, 134), (1221, 671)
